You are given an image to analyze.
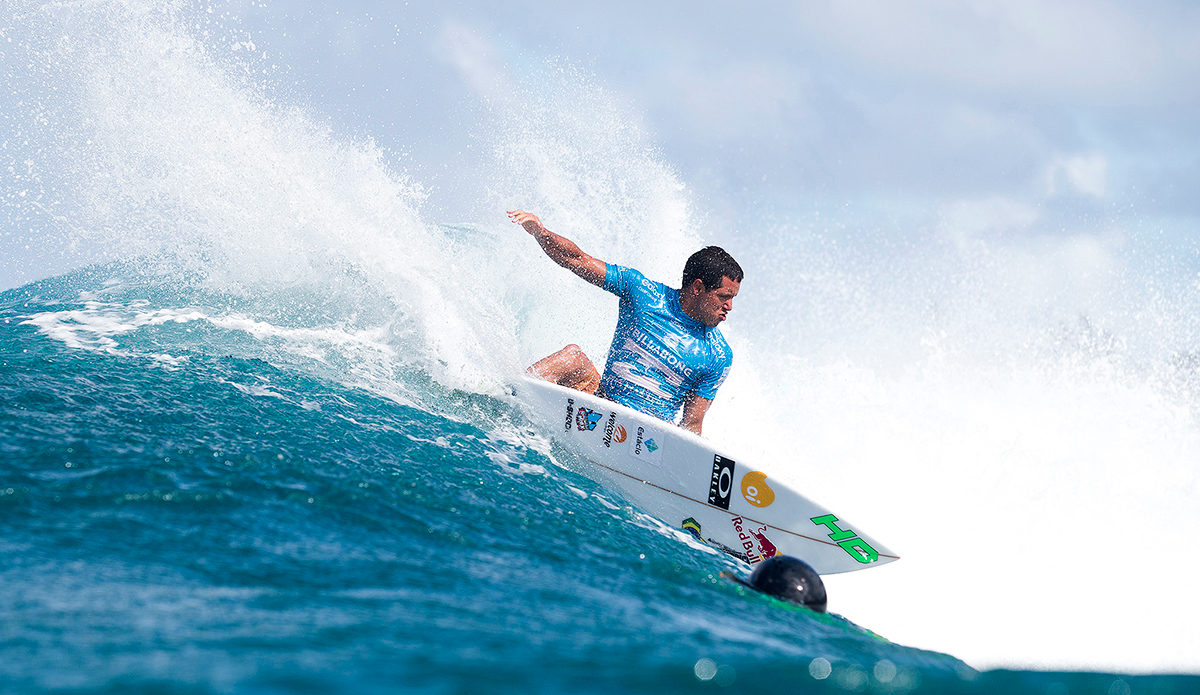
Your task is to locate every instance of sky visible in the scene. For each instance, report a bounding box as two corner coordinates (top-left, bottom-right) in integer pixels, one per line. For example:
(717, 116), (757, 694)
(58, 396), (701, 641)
(7, 0), (1200, 291)
(241, 0), (1200, 231)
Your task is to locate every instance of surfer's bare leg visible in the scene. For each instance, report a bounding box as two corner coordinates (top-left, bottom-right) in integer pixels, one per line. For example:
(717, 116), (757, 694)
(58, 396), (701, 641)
(527, 344), (601, 394)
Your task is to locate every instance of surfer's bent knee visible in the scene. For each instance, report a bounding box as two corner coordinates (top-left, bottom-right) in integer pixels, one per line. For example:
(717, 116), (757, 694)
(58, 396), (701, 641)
(527, 344), (601, 394)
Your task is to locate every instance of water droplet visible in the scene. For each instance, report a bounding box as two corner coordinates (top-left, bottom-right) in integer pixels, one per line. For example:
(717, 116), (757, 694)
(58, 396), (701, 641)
(809, 658), (831, 680)
(693, 658), (716, 681)
(714, 665), (736, 686)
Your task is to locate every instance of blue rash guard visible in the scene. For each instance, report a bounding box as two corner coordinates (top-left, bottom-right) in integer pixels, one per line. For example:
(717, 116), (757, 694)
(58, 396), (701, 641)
(598, 264), (733, 423)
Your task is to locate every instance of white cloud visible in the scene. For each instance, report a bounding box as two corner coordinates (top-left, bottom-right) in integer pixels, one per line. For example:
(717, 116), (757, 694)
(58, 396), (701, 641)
(796, 0), (1198, 100)
(663, 61), (812, 140)
(939, 196), (1040, 247)
(1046, 152), (1108, 198)
(435, 21), (512, 99)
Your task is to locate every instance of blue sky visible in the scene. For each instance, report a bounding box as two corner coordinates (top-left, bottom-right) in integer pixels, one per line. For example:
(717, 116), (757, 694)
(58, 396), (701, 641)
(236, 0), (1200, 219)
(4, 0), (1200, 283)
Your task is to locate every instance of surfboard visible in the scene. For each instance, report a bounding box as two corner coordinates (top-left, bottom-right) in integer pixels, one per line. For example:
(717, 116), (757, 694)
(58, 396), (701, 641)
(517, 376), (898, 575)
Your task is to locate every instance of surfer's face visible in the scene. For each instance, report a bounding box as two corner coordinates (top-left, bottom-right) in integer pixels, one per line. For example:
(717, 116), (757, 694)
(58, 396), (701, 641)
(690, 276), (740, 327)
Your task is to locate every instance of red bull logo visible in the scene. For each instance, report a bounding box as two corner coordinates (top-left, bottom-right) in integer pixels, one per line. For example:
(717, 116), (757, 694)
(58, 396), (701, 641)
(730, 516), (779, 565)
(752, 527), (778, 560)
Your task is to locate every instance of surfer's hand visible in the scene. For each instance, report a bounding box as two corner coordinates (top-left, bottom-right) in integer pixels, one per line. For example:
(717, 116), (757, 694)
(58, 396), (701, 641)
(507, 210), (544, 235)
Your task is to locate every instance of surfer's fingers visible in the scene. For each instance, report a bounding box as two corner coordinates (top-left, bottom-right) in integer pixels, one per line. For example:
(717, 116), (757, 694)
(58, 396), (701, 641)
(508, 211), (543, 231)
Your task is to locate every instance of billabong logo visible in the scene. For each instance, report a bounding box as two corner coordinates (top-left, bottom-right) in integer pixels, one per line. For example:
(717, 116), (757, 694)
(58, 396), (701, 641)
(576, 407), (602, 431)
(708, 455), (735, 510)
(613, 425), (627, 443)
(740, 471), (776, 508)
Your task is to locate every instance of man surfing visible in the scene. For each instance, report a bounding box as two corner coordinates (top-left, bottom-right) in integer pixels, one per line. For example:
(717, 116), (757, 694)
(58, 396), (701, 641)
(509, 209), (742, 436)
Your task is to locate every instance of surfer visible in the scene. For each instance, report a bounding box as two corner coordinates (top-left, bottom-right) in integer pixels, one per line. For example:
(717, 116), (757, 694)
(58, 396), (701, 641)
(509, 209), (741, 435)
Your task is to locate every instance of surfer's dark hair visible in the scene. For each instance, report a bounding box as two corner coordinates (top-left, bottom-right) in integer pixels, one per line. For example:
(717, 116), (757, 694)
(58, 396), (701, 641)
(682, 246), (743, 290)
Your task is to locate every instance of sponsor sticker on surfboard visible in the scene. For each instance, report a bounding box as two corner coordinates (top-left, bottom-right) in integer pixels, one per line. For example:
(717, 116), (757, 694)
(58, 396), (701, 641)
(602, 412), (628, 448)
(629, 424), (662, 465)
(708, 455), (735, 509)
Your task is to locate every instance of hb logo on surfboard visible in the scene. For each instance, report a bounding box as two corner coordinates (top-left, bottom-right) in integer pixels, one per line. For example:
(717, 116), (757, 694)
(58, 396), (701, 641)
(811, 514), (880, 564)
(708, 455), (736, 510)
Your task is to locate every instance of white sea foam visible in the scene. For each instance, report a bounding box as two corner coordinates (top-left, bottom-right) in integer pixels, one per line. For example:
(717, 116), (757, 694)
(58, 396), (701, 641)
(703, 233), (1200, 672)
(20, 301), (200, 365)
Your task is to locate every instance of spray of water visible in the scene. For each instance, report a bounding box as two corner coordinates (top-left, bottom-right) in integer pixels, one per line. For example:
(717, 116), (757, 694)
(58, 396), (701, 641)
(707, 214), (1200, 670)
(6, 1), (696, 399)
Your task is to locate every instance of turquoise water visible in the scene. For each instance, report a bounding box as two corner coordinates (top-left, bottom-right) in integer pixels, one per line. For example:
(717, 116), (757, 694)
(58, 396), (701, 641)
(1, 269), (1195, 695)
(1, 270), (941, 692)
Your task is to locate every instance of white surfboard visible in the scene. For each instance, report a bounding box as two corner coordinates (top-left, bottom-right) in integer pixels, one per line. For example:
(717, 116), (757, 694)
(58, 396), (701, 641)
(517, 377), (898, 575)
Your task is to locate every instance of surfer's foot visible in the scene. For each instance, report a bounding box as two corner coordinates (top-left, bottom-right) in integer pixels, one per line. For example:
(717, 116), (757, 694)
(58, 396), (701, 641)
(527, 344), (601, 394)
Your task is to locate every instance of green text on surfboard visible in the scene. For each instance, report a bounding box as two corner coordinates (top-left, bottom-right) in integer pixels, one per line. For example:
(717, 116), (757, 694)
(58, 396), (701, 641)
(811, 514), (880, 564)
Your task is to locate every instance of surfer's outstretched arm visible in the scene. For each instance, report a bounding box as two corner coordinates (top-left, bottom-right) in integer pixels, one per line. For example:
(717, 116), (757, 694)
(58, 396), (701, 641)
(679, 394), (713, 436)
(508, 210), (606, 287)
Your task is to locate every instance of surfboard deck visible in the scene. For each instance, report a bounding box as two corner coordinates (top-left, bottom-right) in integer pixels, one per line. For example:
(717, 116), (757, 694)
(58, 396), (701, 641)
(517, 377), (898, 575)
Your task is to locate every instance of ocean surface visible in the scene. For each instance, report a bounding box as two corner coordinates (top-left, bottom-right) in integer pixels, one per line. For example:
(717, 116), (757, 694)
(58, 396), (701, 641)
(1, 268), (1194, 695)
(3, 0), (1200, 692)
